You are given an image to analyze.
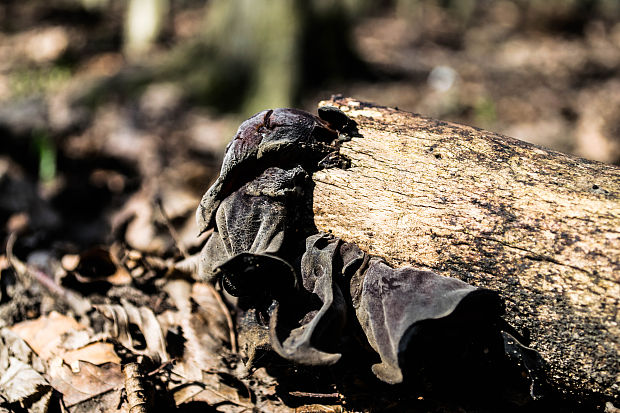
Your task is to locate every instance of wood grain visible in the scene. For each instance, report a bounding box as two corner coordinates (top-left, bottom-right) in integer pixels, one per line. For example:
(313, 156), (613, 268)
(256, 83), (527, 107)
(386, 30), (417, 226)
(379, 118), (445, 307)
(312, 97), (619, 400)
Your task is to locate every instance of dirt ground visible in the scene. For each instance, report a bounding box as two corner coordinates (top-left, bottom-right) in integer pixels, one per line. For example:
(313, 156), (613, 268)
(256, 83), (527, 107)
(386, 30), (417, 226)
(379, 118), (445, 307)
(0, 1), (618, 412)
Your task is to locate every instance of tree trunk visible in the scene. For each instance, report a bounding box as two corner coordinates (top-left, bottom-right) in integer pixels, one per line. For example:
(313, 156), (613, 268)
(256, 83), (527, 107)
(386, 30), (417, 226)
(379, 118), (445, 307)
(312, 96), (619, 401)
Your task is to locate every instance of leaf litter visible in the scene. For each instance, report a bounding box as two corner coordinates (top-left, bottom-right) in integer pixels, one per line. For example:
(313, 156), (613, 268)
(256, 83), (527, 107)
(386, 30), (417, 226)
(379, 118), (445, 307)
(1, 219), (297, 411)
(1, 3), (617, 411)
(0, 104), (595, 412)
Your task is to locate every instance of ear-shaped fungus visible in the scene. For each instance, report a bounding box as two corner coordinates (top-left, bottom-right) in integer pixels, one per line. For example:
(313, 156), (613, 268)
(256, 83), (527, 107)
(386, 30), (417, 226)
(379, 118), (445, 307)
(198, 165), (310, 282)
(197, 108), (339, 234)
(355, 260), (502, 384)
(268, 234), (347, 366)
(197, 107), (547, 396)
(269, 233), (510, 385)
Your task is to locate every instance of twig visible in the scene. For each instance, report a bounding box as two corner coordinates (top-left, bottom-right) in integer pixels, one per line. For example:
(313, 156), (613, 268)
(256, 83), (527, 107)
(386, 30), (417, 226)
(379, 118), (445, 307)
(206, 283), (237, 353)
(5, 233), (30, 287)
(155, 195), (189, 259)
(123, 361), (149, 413)
(6, 233), (91, 316)
(288, 391), (342, 399)
(147, 359), (175, 377)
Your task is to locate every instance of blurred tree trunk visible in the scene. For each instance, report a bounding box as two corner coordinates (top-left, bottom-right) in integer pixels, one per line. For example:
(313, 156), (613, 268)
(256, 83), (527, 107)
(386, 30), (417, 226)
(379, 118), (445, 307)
(124, 0), (169, 59)
(202, 0), (300, 114)
(77, 0), (368, 113)
(79, 0), (110, 9)
(154, 0), (367, 114)
(313, 97), (619, 402)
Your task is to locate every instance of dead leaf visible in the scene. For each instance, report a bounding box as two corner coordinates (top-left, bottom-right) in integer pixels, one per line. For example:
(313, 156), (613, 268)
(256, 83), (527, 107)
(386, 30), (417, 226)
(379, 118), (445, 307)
(171, 383), (207, 405)
(10, 312), (120, 368)
(0, 357), (53, 413)
(4, 321), (123, 411)
(47, 359), (123, 407)
(95, 300), (168, 363)
(160, 280), (231, 382)
(191, 282), (234, 350)
(170, 380), (253, 411)
(60, 254), (79, 272)
(0, 329), (56, 412)
(294, 405), (343, 413)
(63, 247), (131, 287)
(11, 311), (84, 361)
(111, 185), (166, 253)
(0, 327), (47, 375)
(62, 342), (121, 368)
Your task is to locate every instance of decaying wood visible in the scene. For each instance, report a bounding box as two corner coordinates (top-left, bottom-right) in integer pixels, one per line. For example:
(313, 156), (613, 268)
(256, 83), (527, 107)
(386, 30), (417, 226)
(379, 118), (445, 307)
(313, 97), (619, 400)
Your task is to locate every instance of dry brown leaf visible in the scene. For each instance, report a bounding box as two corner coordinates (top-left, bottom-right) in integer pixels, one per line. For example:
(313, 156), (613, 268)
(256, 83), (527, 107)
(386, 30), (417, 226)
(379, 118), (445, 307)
(171, 383), (207, 405)
(0, 358), (53, 413)
(171, 381), (253, 411)
(0, 329), (56, 411)
(95, 300), (168, 363)
(0, 327), (47, 374)
(111, 186), (166, 253)
(3, 323), (123, 410)
(10, 311), (121, 370)
(161, 280), (231, 382)
(65, 247), (131, 286)
(10, 311), (84, 361)
(62, 342), (121, 368)
(162, 280), (210, 381)
(191, 282), (233, 349)
(47, 359), (123, 408)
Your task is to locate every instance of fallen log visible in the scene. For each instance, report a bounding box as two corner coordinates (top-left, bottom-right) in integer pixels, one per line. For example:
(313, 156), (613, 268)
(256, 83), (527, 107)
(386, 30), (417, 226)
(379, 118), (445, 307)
(312, 96), (619, 402)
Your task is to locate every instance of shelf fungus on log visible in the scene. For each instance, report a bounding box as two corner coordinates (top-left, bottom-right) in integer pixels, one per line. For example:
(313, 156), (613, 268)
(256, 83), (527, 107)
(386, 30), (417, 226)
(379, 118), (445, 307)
(196, 107), (546, 397)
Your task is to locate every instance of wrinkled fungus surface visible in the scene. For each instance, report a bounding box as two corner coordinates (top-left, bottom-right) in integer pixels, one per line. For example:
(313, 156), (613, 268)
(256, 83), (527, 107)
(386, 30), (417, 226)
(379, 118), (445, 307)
(196, 107), (546, 397)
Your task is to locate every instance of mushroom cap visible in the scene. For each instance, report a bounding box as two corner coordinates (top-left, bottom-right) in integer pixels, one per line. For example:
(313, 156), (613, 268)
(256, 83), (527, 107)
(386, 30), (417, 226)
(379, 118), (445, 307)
(197, 108), (340, 234)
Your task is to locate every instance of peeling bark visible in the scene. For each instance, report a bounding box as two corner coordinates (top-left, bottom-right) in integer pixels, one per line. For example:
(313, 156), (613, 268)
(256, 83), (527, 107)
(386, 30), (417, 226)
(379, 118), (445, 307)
(313, 97), (619, 401)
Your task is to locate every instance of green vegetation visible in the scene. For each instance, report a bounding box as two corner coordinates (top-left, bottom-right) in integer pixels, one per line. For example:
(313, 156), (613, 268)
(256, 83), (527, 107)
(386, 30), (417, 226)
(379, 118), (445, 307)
(9, 66), (72, 99)
(474, 96), (497, 127)
(32, 129), (56, 182)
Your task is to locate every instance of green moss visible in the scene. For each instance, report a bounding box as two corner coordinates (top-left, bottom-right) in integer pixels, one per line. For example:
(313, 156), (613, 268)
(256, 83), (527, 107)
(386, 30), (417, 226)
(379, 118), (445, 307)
(474, 96), (497, 126)
(9, 65), (72, 99)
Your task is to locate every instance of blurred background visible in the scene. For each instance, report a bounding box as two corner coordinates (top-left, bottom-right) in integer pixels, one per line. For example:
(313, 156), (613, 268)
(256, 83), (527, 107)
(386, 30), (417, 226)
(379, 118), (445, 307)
(1, 0), (619, 252)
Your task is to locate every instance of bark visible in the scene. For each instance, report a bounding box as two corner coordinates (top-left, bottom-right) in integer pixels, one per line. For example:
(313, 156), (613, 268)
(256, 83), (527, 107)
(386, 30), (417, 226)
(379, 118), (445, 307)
(312, 97), (619, 400)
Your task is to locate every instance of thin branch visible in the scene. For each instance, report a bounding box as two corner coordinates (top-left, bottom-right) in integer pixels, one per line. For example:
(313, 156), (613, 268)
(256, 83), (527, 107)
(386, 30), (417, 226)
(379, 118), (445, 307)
(155, 195), (189, 259)
(6, 233), (91, 316)
(206, 283), (237, 353)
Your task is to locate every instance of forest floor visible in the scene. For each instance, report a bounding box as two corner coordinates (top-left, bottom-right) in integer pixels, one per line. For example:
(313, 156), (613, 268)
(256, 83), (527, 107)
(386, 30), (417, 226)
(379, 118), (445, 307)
(0, 1), (618, 412)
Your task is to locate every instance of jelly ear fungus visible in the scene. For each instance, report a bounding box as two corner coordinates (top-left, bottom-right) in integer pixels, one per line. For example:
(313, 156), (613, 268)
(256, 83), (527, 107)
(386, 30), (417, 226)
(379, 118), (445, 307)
(196, 107), (550, 408)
